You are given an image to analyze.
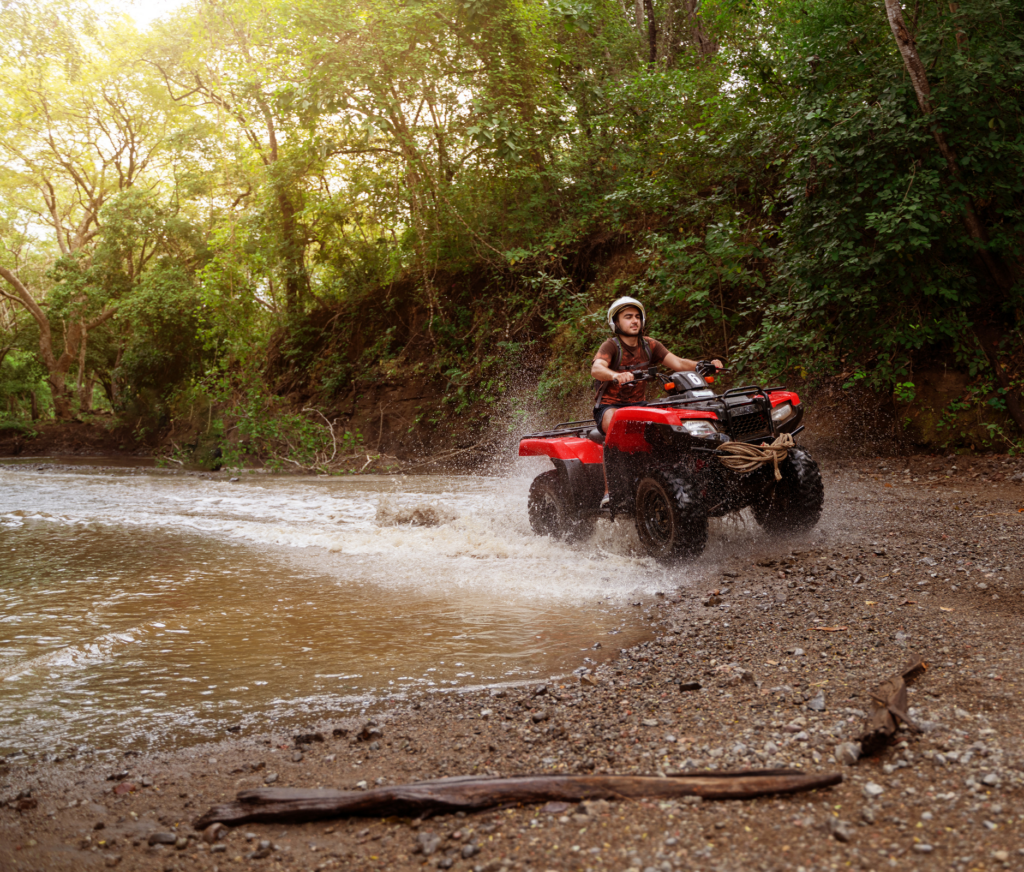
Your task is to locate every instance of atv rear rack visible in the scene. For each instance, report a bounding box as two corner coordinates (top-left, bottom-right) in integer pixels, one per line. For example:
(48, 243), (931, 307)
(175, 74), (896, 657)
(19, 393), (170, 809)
(521, 420), (595, 440)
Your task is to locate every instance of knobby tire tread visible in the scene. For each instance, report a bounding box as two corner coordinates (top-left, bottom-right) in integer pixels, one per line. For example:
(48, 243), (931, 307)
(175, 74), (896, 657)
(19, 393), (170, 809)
(754, 447), (824, 533)
(635, 471), (708, 562)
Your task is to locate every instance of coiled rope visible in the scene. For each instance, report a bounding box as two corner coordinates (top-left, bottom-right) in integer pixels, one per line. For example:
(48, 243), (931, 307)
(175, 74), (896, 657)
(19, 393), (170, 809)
(715, 432), (795, 481)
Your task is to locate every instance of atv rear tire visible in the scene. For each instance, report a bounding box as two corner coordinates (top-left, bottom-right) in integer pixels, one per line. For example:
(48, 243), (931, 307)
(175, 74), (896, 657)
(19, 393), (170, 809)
(752, 446), (824, 534)
(634, 472), (708, 562)
(528, 470), (594, 543)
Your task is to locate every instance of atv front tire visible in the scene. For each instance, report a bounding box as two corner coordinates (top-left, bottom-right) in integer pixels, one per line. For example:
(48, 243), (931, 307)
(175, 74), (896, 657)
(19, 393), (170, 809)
(752, 446), (824, 534)
(528, 470), (594, 543)
(634, 471), (708, 562)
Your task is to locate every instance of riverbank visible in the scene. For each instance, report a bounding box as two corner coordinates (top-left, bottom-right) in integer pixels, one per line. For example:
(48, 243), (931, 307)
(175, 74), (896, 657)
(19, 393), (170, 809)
(2, 457), (1024, 872)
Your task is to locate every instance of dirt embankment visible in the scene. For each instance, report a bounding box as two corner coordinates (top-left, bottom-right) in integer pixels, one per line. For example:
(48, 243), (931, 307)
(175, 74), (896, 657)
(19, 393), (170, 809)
(0, 417), (148, 460)
(2, 456), (1024, 871)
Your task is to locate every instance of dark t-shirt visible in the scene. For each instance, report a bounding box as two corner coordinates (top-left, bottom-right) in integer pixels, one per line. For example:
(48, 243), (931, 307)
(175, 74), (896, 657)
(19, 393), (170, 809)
(594, 337), (668, 405)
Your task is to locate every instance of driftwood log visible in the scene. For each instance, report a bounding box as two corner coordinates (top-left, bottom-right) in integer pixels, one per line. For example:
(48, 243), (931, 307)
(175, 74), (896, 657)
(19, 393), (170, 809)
(195, 769), (842, 828)
(858, 655), (927, 756)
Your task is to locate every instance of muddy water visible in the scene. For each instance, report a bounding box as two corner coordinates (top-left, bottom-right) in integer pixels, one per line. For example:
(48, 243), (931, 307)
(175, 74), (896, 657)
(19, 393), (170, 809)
(0, 460), (724, 757)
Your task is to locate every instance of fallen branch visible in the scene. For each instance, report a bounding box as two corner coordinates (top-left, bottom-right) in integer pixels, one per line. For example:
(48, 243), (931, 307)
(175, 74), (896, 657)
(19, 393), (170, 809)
(857, 655), (927, 756)
(195, 770), (842, 828)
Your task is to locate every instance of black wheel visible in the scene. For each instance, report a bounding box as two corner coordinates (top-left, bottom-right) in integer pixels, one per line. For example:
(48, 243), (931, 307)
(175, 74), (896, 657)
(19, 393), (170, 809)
(634, 471), (708, 562)
(752, 446), (824, 533)
(528, 470), (594, 543)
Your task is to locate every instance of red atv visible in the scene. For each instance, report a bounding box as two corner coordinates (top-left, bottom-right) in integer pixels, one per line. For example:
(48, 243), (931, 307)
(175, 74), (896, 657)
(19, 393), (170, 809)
(519, 362), (823, 561)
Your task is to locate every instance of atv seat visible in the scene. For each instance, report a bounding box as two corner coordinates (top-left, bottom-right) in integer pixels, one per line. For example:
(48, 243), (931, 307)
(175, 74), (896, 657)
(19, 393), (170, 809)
(588, 428), (605, 445)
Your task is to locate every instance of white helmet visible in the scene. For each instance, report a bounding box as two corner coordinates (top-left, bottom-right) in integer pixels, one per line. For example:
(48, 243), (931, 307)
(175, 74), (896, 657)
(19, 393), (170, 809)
(607, 296), (646, 333)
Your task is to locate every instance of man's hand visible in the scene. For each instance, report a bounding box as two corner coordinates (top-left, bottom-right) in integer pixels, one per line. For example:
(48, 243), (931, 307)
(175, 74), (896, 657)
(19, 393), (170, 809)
(711, 358), (724, 371)
(612, 371), (635, 385)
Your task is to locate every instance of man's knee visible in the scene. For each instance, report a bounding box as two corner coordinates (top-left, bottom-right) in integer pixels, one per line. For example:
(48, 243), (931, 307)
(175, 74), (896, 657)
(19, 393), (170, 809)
(601, 408), (616, 433)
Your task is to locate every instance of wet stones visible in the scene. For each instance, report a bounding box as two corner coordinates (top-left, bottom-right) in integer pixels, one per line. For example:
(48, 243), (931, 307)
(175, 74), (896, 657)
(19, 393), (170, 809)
(147, 832), (177, 846)
(354, 720), (384, 744)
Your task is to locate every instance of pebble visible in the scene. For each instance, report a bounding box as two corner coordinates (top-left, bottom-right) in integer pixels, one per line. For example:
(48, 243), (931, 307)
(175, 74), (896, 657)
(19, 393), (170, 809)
(806, 691), (826, 712)
(147, 833), (177, 846)
(861, 807), (876, 825)
(291, 751), (303, 763)
(834, 742), (861, 766)
(829, 818), (854, 843)
(863, 782), (884, 799)
(264, 772), (279, 784)
(912, 844), (934, 854)
(531, 709), (549, 723)
(982, 772), (1000, 787)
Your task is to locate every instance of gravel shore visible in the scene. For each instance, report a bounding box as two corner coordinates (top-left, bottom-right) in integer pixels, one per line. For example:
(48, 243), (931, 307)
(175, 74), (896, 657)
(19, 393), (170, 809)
(3, 454), (1023, 872)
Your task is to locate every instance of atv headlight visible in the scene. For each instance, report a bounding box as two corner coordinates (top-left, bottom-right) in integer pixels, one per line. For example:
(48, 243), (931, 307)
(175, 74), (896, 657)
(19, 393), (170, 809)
(771, 402), (794, 424)
(681, 420), (719, 438)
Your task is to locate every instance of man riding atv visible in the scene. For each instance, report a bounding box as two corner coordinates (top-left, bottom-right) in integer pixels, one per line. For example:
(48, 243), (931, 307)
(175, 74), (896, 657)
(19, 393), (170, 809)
(592, 296), (723, 507)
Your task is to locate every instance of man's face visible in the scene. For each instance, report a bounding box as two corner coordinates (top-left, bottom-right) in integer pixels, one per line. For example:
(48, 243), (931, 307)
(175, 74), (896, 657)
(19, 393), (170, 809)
(616, 307), (643, 335)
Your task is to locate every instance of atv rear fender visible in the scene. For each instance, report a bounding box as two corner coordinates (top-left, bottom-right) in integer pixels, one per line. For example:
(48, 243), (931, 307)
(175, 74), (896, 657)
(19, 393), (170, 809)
(519, 436), (603, 465)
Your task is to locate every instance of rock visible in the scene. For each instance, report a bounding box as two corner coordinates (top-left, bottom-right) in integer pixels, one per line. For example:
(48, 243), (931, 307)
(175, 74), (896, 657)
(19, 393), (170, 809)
(355, 722), (384, 743)
(531, 709), (549, 723)
(982, 772), (1000, 787)
(489, 688), (507, 698)
(104, 855), (122, 867)
(210, 844), (227, 854)
(148, 832), (177, 846)
(113, 782), (134, 795)
(175, 836), (189, 850)
(703, 595), (722, 607)
(415, 833), (441, 856)
(861, 807), (876, 825)
(863, 782), (884, 800)
(480, 709), (493, 719)
(641, 718), (659, 727)
(912, 844), (934, 854)
(581, 799), (611, 816)
(356, 780), (368, 790)
(829, 818), (854, 843)
(532, 684), (548, 697)
(291, 751), (303, 763)
(806, 692), (826, 712)
(264, 772), (279, 785)
(140, 777), (153, 788)
(461, 844), (479, 859)
(834, 742), (861, 766)
(992, 850), (1010, 862)
(580, 673), (598, 687)
(541, 801), (570, 814)
(294, 732), (324, 745)
(202, 823), (227, 843)
(679, 681), (702, 692)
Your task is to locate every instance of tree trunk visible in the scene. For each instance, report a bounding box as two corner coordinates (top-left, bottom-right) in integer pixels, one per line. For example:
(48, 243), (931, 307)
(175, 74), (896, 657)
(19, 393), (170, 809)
(883, 0), (1014, 291)
(0, 266), (116, 420)
(79, 372), (95, 413)
(277, 188), (308, 314)
(883, 0), (1023, 435)
(643, 0), (658, 65)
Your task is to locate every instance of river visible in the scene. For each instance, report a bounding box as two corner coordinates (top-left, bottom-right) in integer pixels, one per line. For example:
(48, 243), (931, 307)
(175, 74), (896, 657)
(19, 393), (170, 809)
(0, 459), (716, 758)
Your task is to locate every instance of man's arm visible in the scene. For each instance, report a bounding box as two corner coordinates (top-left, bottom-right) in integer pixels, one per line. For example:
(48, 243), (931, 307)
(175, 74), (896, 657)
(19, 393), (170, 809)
(592, 356), (635, 385)
(662, 353), (724, 372)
